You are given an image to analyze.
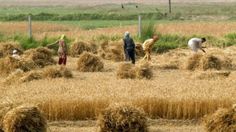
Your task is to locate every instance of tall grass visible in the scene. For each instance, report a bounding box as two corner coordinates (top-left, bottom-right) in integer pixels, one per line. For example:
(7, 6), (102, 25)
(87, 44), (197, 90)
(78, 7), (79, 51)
(37, 98), (233, 121)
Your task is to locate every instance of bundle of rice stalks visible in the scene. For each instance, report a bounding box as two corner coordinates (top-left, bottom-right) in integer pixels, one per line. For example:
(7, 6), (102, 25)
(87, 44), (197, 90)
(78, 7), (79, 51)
(77, 52), (104, 72)
(135, 63), (153, 79)
(135, 43), (144, 57)
(42, 66), (73, 78)
(0, 56), (21, 75)
(70, 41), (97, 57)
(116, 63), (136, 79)
(117, 62), (153, 79)
(20, 71), (43, 82)
(193, 71), (231, 80)
(2, 105), (47, 132)
(186, 54), (203, 70)
(98, 41), (124, 62)
(185, 54), (231, 71)
(0, 56), (36, 75)
(0, 102), (14, 130)
(203, 107), (236, 132)
(23, 47), (56, 68)
(200, 55), (221, 71)
(0, 42), (23, 58)
(98, 104), (148, 132)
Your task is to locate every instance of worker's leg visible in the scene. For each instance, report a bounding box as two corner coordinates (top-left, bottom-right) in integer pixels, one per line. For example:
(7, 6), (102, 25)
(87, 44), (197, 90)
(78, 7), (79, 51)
(128, 50), (135, 64)
(143, 50), (148, 60)
(147, 50), (151, 61)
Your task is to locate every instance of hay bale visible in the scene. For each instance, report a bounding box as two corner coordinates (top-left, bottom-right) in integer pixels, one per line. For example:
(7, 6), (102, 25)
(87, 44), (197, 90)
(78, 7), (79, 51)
(42, 66), (73, 78)
(98, 41), (124, 62)
(117, 62), (153, 79)
(70, 41), (92, 57)
(77, 52), (104, 72)
(200, 55), (221, 71)
(193, 71), (231, 80)
(2, 105), (47, 132)
(3, 69), (24, 84)
(98, 104), (148, 132)
(135, 63), (153, 79)
(116, 63), (136, 79)
(135, 43), (144, 57)
(20, 71), (43, 82)
(0, 42), (23, 58)
(185, 54), (231, 71)
(203, 108), (236, 132)
(23, 47), (56, 68)
(0, 102), (14, 130)
(186, 54), (203, 70)
(0, 56), (21, 75)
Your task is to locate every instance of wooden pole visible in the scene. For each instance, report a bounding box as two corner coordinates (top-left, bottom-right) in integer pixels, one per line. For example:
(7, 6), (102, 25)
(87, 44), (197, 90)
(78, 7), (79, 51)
(28, 14), (32, 38)
(138, 15), (142, 38)
(169, 0), (172, 14)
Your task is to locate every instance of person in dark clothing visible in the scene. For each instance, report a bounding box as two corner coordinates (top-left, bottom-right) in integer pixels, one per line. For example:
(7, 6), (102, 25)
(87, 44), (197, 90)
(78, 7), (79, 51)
(123, 31), (136, 64)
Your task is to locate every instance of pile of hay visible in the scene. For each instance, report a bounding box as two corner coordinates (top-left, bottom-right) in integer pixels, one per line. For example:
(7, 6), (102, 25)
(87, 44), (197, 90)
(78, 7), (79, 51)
(22, 47), (56, 68)
(4, 66), (73, 84)
(98, 104), (148, 132)
(98, 41), (124, 62)
(116, 63), (136, 79)
(117, 62), (153, 79)
(0, 102), (14, 131)
(42, 66), (73, 78)
(135, 63), (153, 79)
(70, 41), (97, 57)
(203, 106), (236, 132)
(193, 71), (231, 80)
(2, 105), (47, 132)
(186, 54), (232, 71)
(0, 42), (23, 58)
(20, 71), (43, 82)
(77, 52), (104, 72)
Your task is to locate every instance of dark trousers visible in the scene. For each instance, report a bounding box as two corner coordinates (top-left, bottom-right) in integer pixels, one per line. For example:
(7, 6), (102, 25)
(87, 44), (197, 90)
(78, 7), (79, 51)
(127, 49), (135, 64)
(58, 54), (67, 65)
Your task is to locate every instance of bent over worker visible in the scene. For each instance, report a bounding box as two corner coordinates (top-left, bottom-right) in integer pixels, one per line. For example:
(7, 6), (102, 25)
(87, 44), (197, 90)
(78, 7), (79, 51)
(123, 31), (136, 64)
(188, 37), (207, 53)
(142, 35), (159, 61)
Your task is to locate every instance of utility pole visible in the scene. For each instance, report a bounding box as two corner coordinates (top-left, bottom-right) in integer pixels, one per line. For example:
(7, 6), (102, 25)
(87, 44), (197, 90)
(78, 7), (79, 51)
(169, 0), (172, 14)
(28, 14), (32, 38)
(138, 15), (142, 38)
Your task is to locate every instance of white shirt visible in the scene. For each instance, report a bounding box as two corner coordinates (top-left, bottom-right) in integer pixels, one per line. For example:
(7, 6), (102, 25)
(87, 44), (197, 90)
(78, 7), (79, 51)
(188, 38), (203, 52)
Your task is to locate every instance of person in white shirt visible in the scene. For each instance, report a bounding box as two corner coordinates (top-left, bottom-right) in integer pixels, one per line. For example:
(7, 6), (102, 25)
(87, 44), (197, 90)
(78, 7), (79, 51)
(12, 49), (21, 60)
(188, 38), (206, 53)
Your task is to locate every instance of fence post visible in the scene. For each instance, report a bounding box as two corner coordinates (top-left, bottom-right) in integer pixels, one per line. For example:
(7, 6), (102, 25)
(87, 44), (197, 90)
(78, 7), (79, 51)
(138, 15), (142, 38)
(28, 14), (32, 38)
(169, 0), (172, 13)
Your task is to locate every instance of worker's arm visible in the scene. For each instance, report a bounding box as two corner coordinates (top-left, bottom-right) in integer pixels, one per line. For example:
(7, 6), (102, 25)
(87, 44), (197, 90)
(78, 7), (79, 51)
(46, 40), (59, 48)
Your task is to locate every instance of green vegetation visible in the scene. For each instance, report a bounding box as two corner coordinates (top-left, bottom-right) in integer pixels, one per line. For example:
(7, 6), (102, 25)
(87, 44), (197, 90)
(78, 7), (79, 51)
(0, 3), (236, 21)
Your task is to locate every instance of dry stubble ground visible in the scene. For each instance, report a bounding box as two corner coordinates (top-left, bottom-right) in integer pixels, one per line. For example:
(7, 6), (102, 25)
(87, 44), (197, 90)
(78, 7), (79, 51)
(0, 48), (236, 131)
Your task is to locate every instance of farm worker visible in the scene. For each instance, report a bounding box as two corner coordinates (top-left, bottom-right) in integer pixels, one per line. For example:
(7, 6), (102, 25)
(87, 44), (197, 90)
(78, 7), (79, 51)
(142, 35), (159, 61)
(12, 49), (21, 60)
(188, 38), (206, 53)
(123, 31), (136, 64)
(47, 34), (68, 66)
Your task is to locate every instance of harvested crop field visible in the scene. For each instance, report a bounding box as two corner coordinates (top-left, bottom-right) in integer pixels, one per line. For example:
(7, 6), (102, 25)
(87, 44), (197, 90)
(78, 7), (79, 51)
(0, 46), (235, 131)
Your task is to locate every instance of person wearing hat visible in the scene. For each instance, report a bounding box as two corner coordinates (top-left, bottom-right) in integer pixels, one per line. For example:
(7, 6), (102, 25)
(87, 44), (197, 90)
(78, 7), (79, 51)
(47, 34), (68, 66)
(188, 37), (207, 53)
(12, 49), (21, 60)
(142, 35), (159, 61)
(123, 31), (136, 64)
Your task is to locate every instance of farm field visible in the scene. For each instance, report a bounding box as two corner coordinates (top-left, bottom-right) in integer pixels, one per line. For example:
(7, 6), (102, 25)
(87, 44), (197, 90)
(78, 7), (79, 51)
(0, 1), (236, 132)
